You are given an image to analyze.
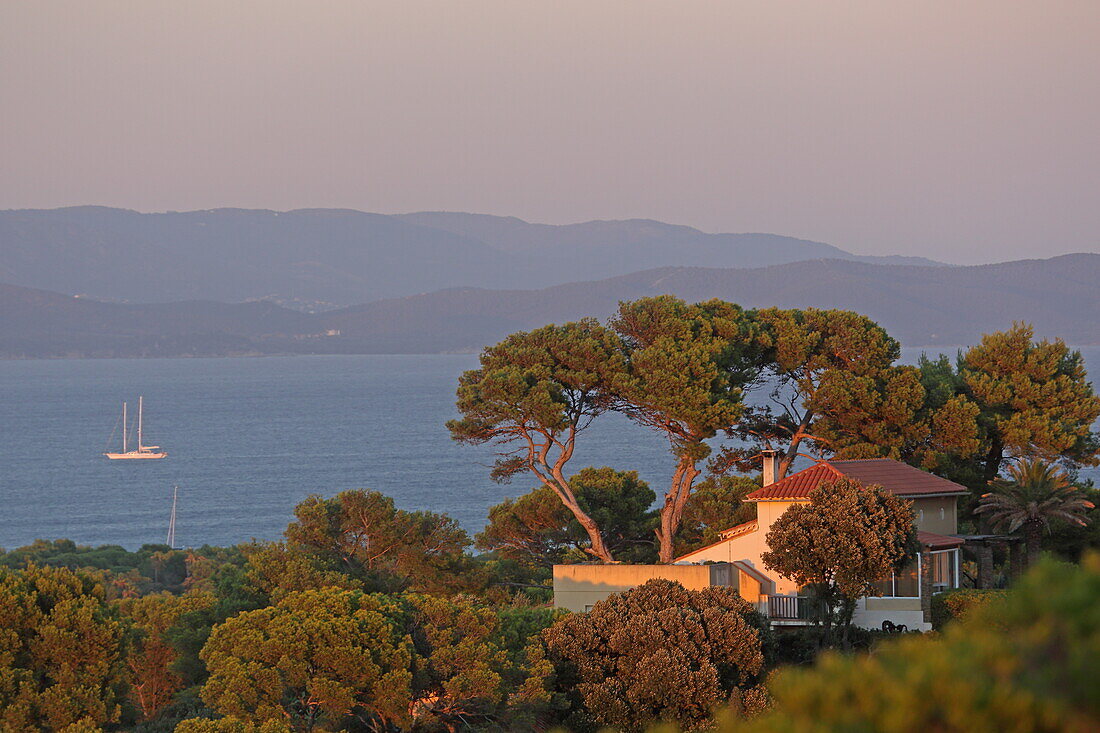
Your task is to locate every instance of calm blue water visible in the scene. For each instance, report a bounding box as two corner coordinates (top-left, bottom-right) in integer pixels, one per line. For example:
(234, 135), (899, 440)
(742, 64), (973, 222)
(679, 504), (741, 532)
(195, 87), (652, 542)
(0, 355), (675, 550)
(1, 348), (1096, 550)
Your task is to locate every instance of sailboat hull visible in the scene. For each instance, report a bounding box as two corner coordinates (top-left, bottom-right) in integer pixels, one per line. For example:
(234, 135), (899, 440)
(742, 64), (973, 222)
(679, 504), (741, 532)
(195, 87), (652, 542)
(105, 451), (168, 460)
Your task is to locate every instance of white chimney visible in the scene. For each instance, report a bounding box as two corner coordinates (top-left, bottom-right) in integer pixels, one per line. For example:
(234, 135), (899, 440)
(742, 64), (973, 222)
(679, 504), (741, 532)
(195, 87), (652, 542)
(761, 449), (779, 486)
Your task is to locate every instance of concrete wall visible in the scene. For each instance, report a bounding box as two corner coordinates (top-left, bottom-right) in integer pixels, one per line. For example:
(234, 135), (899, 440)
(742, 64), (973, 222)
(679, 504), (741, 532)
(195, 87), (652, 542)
(552, 563), (738, 613)
(853, 596), (928, 631)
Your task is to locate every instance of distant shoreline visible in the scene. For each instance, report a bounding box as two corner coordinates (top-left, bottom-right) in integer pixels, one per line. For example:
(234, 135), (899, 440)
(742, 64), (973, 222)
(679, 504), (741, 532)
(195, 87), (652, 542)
(0, 346), (963, 362)
(8, 345), (1100, 363)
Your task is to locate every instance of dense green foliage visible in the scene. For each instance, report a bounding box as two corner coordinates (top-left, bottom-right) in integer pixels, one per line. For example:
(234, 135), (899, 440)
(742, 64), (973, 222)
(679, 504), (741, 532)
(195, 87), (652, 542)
(1, 481), (1098, 730)
(477, 467), (658, 568)
(199, 589), (412, 730)
(0, 539), (194, 596)
(919, 324), (1100, 491)
(117, 590), (218, 721)
(284, 489), (478, 595)
(477, 469), (757, 570)
(609, 297), (766, 562)
(0, 564), (128, 730)
(0, 490), (563, 732)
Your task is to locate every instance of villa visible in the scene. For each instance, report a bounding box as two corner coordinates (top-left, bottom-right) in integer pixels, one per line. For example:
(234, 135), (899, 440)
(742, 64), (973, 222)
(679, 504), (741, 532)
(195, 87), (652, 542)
(553, 453), (970, 631)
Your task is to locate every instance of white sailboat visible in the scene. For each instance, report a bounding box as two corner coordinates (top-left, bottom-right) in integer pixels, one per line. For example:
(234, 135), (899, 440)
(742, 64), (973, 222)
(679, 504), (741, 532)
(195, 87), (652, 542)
(104, 396), (168, 459)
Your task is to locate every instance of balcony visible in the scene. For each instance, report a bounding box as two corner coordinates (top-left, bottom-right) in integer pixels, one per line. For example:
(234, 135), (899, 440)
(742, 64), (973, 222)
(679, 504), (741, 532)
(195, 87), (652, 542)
(766, 594), (812, 622)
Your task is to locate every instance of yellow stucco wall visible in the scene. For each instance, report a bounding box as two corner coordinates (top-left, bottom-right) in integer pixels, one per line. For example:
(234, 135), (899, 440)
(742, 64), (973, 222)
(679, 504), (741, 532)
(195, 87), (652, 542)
(552, 563), (737, 613)
(677, 500), (804, 595)
(757, 500), (799, 535)
(737, 569), (762, 600)
(911, 497), (958, 534)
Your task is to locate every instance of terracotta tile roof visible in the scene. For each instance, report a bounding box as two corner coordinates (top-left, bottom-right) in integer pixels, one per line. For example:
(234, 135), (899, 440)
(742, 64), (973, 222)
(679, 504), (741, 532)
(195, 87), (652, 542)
(744, 462), (844, 500)
(719, 520), (758, 539)
(918, 530), (965, 550)
(827, 459), (970, 496)
(745, 458), (968, 501)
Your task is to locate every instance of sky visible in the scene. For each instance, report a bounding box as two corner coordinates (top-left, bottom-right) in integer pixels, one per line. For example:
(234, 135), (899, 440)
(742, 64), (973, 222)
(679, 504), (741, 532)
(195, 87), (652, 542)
(1, 1), (1098, 264)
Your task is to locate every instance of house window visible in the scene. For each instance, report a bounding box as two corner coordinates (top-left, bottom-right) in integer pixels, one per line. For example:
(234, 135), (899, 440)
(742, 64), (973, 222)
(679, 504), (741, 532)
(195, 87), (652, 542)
(872, 556), (921, 598)
(930, 549), (959, 592)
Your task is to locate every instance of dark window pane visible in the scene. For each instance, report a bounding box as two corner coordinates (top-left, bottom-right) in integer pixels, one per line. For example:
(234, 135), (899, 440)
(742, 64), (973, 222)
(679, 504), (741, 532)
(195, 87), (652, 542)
(895, 559), (920, 597)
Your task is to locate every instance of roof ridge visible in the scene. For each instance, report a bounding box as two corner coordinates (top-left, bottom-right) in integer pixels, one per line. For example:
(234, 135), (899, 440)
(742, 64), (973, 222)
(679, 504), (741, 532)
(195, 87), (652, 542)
(674, 524), (762, 562)
(718, 519), (758, 539)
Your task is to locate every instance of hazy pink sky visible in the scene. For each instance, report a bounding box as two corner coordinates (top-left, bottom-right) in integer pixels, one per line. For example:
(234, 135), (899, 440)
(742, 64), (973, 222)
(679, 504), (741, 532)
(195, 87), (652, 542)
(2, 1), (1098, 263)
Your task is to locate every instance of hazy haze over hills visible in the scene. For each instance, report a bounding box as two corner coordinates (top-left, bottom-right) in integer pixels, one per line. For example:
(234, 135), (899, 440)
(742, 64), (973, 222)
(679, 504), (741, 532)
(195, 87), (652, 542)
(320, 253), (1100, 351)
(3, 253), (1096, 358)
(0, 206), (940, 306)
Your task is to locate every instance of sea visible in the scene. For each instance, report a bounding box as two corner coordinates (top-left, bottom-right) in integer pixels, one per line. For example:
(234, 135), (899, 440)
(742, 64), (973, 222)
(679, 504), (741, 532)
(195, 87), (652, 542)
(1, 347), (1097, 551)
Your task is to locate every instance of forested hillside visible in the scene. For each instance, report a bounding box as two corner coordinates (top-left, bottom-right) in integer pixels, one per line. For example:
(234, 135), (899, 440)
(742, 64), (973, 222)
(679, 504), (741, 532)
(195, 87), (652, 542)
(2, 254), (1097, 357)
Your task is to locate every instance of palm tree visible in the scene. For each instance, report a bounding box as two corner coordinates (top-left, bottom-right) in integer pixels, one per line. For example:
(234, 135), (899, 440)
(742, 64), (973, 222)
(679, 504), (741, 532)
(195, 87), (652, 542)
(976, 459), (1094, 566)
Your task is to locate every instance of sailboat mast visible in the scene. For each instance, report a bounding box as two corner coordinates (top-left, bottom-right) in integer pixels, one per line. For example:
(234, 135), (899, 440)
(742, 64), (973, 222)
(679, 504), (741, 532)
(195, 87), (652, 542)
(122, 402), (128, 452)
(166, 486), (178, 547)
(138, 395), (144, 450)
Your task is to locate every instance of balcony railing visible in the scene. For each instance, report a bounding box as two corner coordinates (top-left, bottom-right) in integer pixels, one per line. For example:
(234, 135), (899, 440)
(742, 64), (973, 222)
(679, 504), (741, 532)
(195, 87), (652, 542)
(767, 595), (811, 620)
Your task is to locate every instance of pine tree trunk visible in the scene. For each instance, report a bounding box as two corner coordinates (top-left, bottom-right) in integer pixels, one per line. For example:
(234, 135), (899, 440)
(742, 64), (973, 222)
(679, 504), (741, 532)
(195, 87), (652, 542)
(543, 439), (615, 563)
(656, 456), (700, 563)
(778, 410), (814, 480)
(576, 512), (614, 563)
(982, 440), (1004, 485)
(657, 510), (676, 564)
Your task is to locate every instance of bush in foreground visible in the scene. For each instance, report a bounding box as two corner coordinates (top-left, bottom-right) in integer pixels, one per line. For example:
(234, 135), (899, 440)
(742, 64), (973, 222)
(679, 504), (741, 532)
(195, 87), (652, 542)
(537, 579), (770, 732)
(660, 552), (1100, 732)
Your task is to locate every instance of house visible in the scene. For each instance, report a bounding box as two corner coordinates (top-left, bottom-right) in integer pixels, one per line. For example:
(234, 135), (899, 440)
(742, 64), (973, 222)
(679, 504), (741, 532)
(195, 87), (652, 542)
(552, 454), (968, 631)
(677, 454), (967, 630)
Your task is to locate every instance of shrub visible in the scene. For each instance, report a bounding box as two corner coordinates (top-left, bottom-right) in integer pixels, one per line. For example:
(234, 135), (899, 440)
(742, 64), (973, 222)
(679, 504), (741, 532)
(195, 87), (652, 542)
(930, 588), (1008, 630)
(539, 579), (769, 731)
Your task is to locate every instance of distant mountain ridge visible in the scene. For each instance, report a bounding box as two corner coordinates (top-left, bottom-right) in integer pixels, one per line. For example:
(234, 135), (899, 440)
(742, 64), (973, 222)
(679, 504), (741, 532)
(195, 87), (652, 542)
(3, 253), (1096, 358)
(0, 206), (941, 306)
(397, 211), (943, 267)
